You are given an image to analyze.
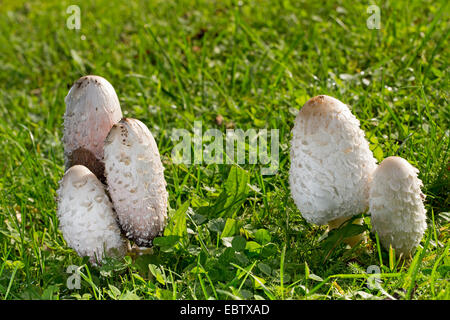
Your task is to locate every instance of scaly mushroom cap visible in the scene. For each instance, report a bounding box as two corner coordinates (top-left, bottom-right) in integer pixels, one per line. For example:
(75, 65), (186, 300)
(57, 165), (126, 264)
(289, 95), (377, 225)
(63, 75), (123, 181)
(104, 118), (168, 246)
(369, 156), (427, 257)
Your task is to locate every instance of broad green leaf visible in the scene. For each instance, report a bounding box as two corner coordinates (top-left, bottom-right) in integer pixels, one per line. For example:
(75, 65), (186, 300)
(253, 275), (266, 289)
(223, 166), (250, 217)
(261, 243), (278, 258)
(197, 166), (249, 218)
(120, 291), (141, 300)
(155, 288), (173, 300)
(208, 218), (226, 233)
(108, 284), (121, 299)
(153, 235), (181, 248)
(232, 236), (247, 251)
(221, 218), (238, 238)
(41, 285), (58, 300)
(191, 212), (207, 225)
(164, 200), (189, 240)
(148, 264), (166, 285)
(258, 262), (272, 276)
(255, 229), (271, 245)
(246, 241), (262, 253)
(221, 237), (234, 248)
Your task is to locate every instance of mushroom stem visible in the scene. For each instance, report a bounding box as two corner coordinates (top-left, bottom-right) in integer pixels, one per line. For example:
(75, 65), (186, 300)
(327, 216), (366, 247)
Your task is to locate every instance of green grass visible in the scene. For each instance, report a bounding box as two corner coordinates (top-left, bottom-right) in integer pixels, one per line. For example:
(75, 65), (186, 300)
(0, 0), (449, 300)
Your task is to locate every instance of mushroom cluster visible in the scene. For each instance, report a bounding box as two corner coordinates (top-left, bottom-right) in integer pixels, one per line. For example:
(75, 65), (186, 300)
(57, 75), (168, 264)
(289, 95), (427, 258)
(57, 81), (427, 263)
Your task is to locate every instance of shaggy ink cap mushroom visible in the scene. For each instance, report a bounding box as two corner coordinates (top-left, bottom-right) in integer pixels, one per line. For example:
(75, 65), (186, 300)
(57, 165), (126, 264)
(369, 156), (427, 257)
(63, 75), (123, 181)
(289, 95), (377, 243)
(104, 118), (169, 247)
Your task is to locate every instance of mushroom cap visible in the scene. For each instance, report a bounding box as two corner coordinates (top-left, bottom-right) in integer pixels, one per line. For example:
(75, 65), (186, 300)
(104, 118), (168, 246)
(289, 95), (377, 225)
(63, 75), (123, 181)
(369, 156), (427, 257)
(56, 165), (126, 264)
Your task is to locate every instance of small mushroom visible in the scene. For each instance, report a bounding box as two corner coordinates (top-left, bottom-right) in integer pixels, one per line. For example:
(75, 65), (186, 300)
(369, 156), (427, 258)
(104, 118), (168, 246)
(289, 95), (378, 245)
(57, 165), (126, 264)
(63, 75), (123, 182)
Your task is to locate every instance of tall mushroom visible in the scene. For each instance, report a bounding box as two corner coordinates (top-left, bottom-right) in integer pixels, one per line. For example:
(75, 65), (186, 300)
(63, 75), (123, 182)
(369, 156), (427, 257)
(104, 118), (168, 246)
(289, 95), (377, 245)
(57, 165), (126, 264)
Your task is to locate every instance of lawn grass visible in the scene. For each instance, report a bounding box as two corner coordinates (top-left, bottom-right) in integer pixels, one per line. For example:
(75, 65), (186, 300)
(0, 0), (448, 300)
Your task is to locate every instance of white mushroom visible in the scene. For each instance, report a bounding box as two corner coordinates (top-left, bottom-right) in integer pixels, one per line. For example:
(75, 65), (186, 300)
(104, 118), (168, 246)
(57, 165), (126, 264)
(63, 75), (123, 181)
(289, 95), (377, 244)
(369, 156), (427, 257)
